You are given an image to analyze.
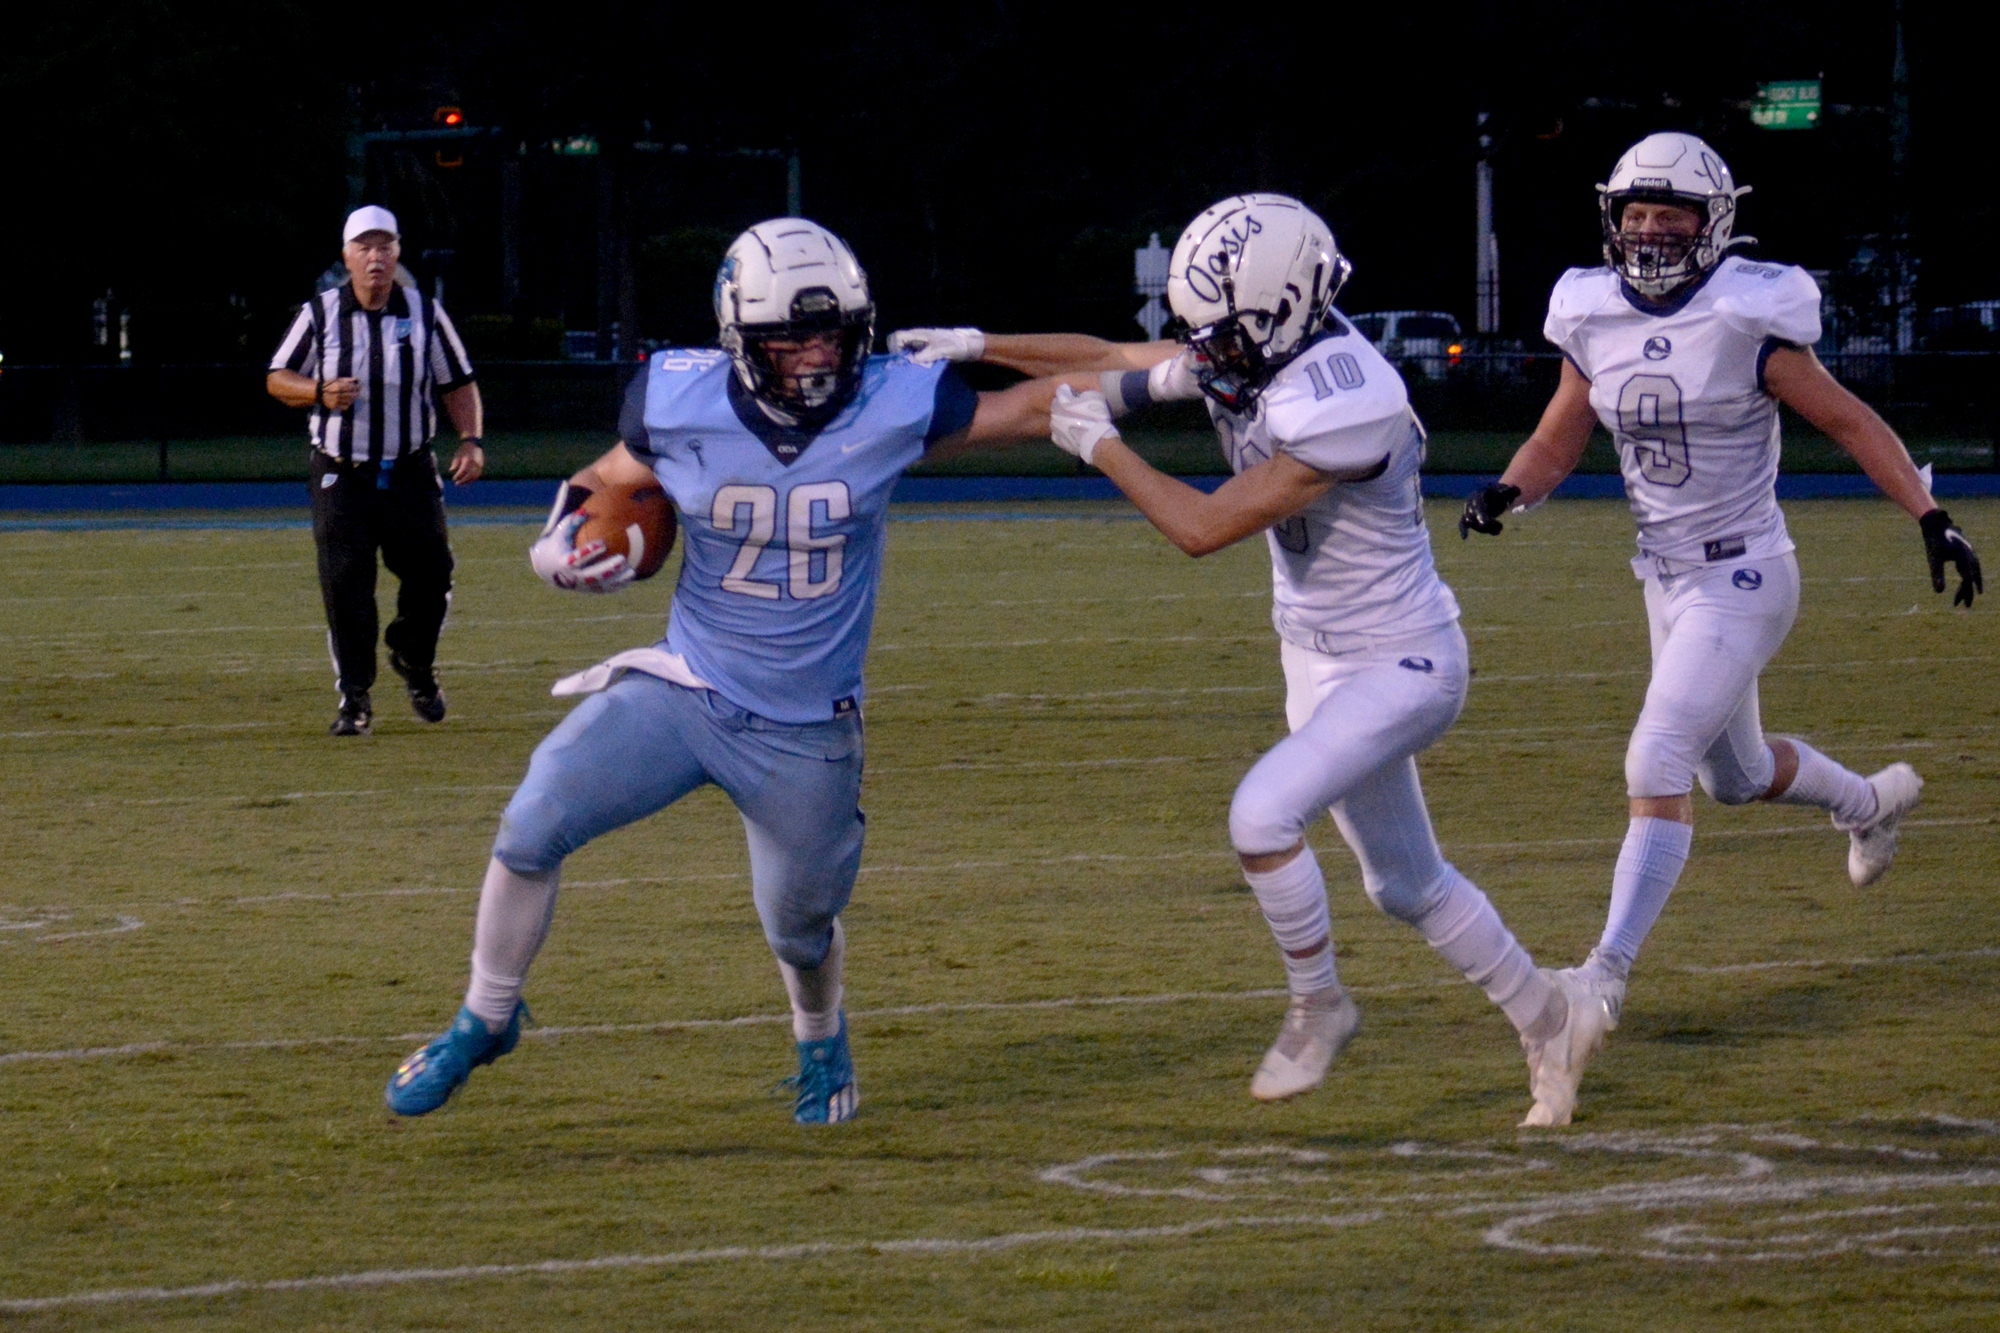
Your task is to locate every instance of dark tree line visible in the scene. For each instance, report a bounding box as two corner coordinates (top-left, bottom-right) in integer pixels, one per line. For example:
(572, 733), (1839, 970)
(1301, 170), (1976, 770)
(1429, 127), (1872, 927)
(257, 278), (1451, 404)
(4, 1), (1986, 365)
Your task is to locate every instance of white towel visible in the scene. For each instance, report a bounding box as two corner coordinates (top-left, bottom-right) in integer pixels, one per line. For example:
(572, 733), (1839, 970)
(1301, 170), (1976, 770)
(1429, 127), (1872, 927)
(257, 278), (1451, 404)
(551, 647), (713, 698)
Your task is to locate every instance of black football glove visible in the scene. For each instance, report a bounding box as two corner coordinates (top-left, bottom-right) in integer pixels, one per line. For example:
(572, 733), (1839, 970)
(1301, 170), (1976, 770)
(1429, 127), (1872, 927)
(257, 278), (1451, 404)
(1920, 508), (1983, 608)
(1459, 482), (1522, 539)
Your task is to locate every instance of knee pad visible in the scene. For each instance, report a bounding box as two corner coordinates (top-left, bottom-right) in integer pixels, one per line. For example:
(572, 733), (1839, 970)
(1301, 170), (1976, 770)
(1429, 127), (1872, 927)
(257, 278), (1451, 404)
(1625, 720), (1698, 800)
(1698, 757), (1770, 806)
(1228, 784), (1306, 858)
(1364, 864), (1452, 926)
(492, 789), (571, 874)
(765, 906), (843, 971)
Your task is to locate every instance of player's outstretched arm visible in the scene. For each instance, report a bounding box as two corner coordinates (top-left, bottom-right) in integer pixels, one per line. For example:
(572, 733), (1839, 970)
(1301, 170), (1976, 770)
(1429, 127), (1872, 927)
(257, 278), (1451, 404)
(1049, 387), (1336, 557)
(927, 372), (1104, 461)
(527, 443), (656, 593)
(1466, 359), (1598, 539)
(1765, 346), (1982, 605)
(890, 326), (1178, 378)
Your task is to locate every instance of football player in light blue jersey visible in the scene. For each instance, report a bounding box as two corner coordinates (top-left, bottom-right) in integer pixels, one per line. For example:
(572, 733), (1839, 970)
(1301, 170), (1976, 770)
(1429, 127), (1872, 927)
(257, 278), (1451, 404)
(386, 219), (1081, 1124)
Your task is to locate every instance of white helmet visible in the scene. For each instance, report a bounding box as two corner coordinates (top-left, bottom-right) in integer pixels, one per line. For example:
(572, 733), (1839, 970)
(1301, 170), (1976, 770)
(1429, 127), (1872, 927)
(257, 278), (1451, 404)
(1166, 193), (1351, 412)
(1598, 132), (1753, 299)
(713, 218), (876, 423)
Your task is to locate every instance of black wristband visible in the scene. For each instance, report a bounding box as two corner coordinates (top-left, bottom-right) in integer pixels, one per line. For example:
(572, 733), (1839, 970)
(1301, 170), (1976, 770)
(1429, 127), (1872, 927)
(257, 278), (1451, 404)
(459, 435), (482, 448)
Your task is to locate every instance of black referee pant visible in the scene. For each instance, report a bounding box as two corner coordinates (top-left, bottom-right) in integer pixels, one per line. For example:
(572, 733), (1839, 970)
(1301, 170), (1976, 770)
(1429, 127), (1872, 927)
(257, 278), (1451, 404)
(309, 448), (455, 700)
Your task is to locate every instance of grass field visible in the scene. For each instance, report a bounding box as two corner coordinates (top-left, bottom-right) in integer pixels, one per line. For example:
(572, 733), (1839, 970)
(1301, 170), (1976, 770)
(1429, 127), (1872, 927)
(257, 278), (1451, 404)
(2, 497), (1998, 1330)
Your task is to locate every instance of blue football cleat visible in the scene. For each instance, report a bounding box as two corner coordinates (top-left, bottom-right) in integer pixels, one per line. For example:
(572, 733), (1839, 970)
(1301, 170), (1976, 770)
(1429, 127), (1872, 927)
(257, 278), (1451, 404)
(384, 1002), (528, 1116)
(787, 1013), (859, 1126)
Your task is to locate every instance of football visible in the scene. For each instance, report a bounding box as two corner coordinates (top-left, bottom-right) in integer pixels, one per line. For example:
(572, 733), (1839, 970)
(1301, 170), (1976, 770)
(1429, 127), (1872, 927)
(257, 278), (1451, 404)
(574, 480), (676, 579)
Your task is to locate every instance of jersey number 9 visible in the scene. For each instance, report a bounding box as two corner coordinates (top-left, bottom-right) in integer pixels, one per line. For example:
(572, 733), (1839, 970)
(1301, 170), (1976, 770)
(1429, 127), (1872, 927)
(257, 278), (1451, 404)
(1616, 374), (1692, 488)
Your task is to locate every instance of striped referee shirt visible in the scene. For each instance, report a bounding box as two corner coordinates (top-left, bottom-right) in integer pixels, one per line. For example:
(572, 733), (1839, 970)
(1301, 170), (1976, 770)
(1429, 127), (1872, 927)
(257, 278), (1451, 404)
(269, 282), (476, 463)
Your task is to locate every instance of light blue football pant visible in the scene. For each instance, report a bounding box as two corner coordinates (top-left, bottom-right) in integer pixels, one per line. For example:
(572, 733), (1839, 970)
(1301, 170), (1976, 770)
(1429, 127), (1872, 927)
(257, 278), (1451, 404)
(493, 673), (864, 969)
(1228, 623), (1470, 923)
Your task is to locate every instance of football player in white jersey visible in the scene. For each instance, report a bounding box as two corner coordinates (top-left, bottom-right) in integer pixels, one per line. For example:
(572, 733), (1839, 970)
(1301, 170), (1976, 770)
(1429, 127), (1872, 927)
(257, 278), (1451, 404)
(894, 194), (1611, 1126)
(1459, 132), (1983, 1037)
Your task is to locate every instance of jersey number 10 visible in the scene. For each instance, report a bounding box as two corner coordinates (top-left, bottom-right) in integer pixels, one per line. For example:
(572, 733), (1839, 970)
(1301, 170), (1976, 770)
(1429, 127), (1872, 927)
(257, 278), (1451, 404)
(1616, 374), (1692, 487)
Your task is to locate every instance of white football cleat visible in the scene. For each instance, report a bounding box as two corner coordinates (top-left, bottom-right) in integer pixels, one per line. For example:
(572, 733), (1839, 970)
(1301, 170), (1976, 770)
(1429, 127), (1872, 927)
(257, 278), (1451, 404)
(1519, 969), (1614, 1128)
(1250, 988), (1360, 1102)
(1846, 763), (1923, 888)
(1555, 949), (1627, 1029)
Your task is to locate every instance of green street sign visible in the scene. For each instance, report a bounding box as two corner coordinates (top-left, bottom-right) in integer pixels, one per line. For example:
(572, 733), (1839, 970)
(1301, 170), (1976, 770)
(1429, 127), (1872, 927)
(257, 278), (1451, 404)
(1752, 80), (1821, 130)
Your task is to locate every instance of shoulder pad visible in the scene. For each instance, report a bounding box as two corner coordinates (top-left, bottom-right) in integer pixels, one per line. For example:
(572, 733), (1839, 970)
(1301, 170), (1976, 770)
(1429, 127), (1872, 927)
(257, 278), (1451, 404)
(1261, 342), (1408, 442)
(1543, 267), (1621, 350)
(1708, 258), (1822, 346)
(651, 348), (729, 375)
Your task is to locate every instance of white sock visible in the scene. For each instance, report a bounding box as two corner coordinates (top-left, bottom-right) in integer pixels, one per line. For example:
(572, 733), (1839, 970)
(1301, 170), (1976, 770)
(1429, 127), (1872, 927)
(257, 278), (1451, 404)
(1595, 817), (1693, 976)
(1409, 868), (1557, 1037)
(464, 858), (560, 1033)
(1243, 846), (1339, 995)
(1769, 738), (1879, 827)
(778, 919), (845, 1042)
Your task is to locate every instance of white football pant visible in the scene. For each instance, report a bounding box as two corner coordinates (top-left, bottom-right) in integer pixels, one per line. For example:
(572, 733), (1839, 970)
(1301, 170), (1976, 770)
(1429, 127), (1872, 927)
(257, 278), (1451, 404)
(1230, 624), (1468, 922)
(1626, 554), (1800, 802)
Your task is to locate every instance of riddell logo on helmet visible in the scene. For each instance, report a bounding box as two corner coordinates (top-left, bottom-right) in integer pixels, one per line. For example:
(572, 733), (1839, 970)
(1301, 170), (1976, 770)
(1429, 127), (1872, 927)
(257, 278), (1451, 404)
(1631, 177), (1674, 190)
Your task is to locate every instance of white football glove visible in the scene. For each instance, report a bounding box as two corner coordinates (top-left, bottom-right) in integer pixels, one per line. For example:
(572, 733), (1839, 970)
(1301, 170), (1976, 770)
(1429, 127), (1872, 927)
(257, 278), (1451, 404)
(1050, 385), (1120, 466)
(888, 327), (986, 365)
(529, 486), (636, 593)
(1147, 348), (1206, 402)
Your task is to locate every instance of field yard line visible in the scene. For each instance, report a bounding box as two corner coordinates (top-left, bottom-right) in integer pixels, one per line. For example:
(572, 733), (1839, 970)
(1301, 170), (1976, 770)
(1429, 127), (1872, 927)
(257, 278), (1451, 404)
(1, 720), (283, 740)
(0, 590), (254, 604)
(1680, 946), (2000, 975)
(0, 611), (660, 645)
(1473, 654), (1999, 684)
(8, 937), (1999, 1066)
(0, 1212), (1378, 1313)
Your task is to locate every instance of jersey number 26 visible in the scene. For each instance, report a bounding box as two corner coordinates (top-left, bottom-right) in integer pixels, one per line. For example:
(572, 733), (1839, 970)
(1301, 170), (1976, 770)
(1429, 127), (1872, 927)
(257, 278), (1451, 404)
(712, 482), (849, 600)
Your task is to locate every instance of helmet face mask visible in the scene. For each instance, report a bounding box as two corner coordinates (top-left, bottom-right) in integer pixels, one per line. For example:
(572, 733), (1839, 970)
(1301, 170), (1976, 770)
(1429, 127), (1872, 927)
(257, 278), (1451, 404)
(1166, 194), (1350, 413)
(1183, 308), (1275, 414)
(1597, 134), (1752, 300)
(714, 221), (876, 426)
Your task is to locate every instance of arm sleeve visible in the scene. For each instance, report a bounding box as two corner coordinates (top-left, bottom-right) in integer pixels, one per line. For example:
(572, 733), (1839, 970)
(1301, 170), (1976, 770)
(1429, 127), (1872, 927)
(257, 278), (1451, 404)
(269, 305), (318, 376)
(427, 302), (477, 391)
(922, 364), (979, 448)
(617, 370), (654, 455)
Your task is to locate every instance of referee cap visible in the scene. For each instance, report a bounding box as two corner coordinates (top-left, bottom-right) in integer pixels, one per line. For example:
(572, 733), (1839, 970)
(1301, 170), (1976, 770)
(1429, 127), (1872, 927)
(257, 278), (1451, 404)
(343, 205), (400, 243)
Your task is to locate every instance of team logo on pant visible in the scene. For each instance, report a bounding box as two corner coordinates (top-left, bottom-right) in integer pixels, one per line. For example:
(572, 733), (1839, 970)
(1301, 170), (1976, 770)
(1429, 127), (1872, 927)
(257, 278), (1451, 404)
(1643, 336), (1672, 360)
(1732, 568), (1764, 590)
(1398, 657), (1434, 672)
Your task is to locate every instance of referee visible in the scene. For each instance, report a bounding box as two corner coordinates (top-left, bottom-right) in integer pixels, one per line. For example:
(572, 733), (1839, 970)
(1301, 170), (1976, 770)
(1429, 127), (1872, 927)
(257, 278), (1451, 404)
(266, 205), (485, 736)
